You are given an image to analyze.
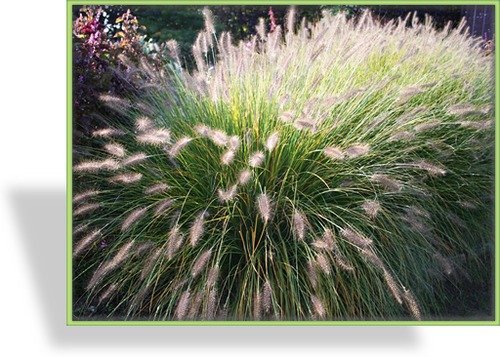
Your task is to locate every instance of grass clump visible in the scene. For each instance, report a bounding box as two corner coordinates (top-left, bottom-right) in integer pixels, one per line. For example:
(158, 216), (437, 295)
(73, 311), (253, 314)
(72, 8), (494, 321)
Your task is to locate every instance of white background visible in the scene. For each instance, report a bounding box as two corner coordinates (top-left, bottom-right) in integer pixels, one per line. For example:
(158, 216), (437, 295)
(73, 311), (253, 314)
(1, 0), (498, 355)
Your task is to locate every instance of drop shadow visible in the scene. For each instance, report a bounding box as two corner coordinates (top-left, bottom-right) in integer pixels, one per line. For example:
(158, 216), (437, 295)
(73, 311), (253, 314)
(10, 187), (419, 349)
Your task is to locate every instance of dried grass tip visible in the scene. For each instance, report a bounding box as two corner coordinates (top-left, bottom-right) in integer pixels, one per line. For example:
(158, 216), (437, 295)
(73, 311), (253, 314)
(228, 135), (241, 150)
(389, 131), (415, 142)
(73, 222), (90, 236)
(306, 259), (318, 288)
(253, 292), (262, 320)
(360, 249), (385, 270)
(333, 251), (354, 271)
(316, 253), (331, 275)
(206, 265), (219, 288)
(195, 124), (211, 137)
(448, 104), (485, 116)
(311, 228), (335, 250)
(414, 120), (440, 132)
(459, 120), (492, 130)
(262, 280), (272, 314)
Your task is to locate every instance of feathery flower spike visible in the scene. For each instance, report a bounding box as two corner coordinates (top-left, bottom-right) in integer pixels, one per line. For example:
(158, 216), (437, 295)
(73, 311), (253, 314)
(191, 249), (212, 278)
(292, 209), (307, 240)
(324, 146), (345, 160)
(341, 228), (372, 248)
(264, 131), (280, 152)
(121, 207), (148, 232)
(249, 151), (265, 167)
(257, 193), (272, 222)
(218, 184), (238, 202)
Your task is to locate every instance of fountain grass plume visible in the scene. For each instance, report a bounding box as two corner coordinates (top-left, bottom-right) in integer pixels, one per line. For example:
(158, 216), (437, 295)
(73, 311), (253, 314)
(73, 9), (494, 321)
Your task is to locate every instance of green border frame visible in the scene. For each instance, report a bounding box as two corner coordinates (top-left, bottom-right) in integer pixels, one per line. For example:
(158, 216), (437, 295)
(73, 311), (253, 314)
(66, 0), (500, 326)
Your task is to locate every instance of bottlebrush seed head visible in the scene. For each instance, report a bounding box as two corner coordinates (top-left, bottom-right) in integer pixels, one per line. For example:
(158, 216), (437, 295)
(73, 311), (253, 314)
(344, 144), (370, 158)
(324, 146), (345, 160)
(210, 130), (229, 146)
(190, 211), (207, 247)
(109, 173), (143, 184)
(311, 295), (325, 318)
(122, 153), (148, 167)
(221, 150), (235, 165)
(249, 151), (265, 167)
(218, 184), (238, 202)
(121, 207), (148, 232)
(136, 128), (172, 146)
(257, 193), (272, 222)
(168, 137), (193, 158)
(292, 210), (307, 240)
(104, 143), (126, 157)
(92, 128), (125, 138)
(265, 131), (280, 152)
(144, 183), (169, 195)
(135, 116), (154, 132)
(238, 169), (252, 185)
(191, 249), (212, 278)
(73, 189), (100, 204)
(340, 228), (372, 248)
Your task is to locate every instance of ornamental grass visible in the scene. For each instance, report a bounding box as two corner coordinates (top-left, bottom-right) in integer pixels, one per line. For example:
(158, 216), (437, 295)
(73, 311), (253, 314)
(72, 8), (494, 321)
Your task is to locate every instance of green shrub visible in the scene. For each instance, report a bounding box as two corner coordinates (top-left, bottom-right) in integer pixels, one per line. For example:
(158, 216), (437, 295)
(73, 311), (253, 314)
(72, 8), (494, 321)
